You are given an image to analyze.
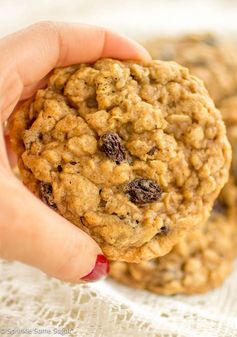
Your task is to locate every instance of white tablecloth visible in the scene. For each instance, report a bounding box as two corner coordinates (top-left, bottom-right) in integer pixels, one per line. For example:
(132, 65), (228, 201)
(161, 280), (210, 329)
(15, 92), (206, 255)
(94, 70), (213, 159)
(0, 259), (237, 337)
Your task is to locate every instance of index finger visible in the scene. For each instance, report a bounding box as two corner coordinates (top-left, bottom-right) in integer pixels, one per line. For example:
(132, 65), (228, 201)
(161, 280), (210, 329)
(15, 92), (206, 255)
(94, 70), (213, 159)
(0, 21), (151, 91)
(0, 22), (151, 121)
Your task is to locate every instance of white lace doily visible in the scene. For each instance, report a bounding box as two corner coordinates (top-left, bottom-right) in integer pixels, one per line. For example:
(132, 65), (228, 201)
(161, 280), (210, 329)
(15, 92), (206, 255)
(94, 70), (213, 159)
(0, 259), (237, 337)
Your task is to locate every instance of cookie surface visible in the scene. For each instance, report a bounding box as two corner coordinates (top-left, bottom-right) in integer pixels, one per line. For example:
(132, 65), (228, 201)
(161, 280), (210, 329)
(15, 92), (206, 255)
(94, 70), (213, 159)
(144, 33), (237, 104)
(9, 58), (231, 262)
(145, 33), (237, 215)
(110, 195), (237, 294)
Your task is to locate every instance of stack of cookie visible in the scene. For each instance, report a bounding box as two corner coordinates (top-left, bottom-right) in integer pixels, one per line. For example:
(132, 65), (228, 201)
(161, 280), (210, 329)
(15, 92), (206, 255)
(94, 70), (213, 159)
(9, 38), (234, 295)
(110, 34), (237, 294)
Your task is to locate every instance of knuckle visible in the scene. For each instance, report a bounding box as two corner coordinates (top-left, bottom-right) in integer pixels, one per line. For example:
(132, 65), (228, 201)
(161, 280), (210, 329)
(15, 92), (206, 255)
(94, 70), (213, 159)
(28, 21), (60, 48)
(29, 21), (58, 35)
(28, 21), (62, 64)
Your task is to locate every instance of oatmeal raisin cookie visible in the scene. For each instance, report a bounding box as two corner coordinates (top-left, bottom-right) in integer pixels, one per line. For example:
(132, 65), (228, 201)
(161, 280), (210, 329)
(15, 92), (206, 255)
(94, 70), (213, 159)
(9, 59), (231, 262)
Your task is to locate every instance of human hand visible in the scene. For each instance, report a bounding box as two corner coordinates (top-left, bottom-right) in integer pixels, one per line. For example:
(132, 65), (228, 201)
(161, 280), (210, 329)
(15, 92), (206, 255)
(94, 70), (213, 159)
(0, 21), (151, 283)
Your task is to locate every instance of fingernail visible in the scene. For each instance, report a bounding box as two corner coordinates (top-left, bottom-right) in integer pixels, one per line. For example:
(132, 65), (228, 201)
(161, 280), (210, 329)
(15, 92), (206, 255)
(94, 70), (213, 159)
(81, 254), (109, 282)
(133, 41), (152, 62)
(139, 49), (152, 62)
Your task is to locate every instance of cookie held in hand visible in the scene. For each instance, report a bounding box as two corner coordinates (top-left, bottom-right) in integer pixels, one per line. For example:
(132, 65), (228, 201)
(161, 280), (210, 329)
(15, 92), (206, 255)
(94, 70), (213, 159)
(9, 58), (231, 262)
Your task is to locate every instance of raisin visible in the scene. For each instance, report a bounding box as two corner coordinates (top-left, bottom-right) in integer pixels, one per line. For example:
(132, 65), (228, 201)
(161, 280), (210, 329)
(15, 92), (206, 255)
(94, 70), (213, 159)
(159, 225), (169, 235)
(39, 182), (57, 210)
(87, 97), (98, 108)
(101, 132), (127, 164)
(147, 146), (157, 156)
(213, 199), (227, 215)
(125, 178), (162, 204)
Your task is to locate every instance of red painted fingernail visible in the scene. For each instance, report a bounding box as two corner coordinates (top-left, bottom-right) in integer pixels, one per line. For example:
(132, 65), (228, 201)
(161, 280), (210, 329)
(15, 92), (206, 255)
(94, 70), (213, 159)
(81, 254), (109, 282)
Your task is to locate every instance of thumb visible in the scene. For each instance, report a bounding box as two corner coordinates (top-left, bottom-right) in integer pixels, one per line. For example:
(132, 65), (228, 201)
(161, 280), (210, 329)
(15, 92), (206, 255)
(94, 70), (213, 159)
(0, 173), (109, 283)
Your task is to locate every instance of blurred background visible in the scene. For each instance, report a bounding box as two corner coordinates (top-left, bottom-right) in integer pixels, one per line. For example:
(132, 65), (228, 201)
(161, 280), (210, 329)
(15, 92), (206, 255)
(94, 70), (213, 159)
(1, 0), (237, 40)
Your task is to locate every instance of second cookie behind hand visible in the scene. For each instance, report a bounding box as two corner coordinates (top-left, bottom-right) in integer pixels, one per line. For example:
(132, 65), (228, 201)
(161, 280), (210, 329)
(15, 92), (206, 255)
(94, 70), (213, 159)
(110, 196), (237, 295)
(109, 34), (237, 294)
(9, 59), (231, 262)
(144, 33), (237, 104)
(144, 33), (237, 216)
